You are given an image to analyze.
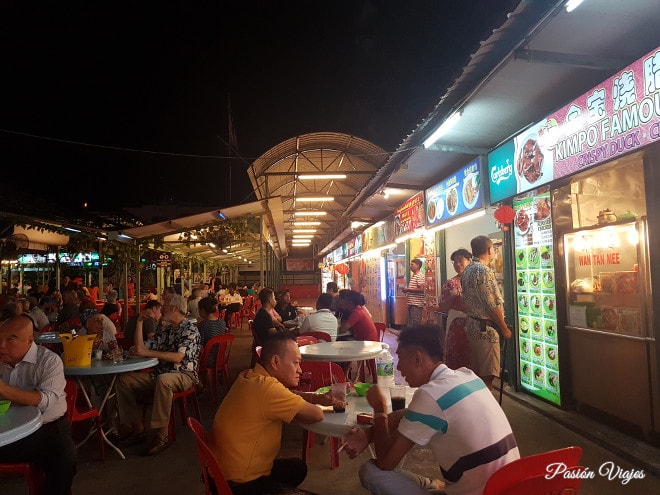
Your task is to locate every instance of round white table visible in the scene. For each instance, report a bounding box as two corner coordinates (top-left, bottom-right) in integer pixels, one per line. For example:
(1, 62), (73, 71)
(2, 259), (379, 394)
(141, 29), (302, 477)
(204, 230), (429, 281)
(0, 405), (42, 447)
(299, 341), (387, 362)
(64, 356), (158, 459)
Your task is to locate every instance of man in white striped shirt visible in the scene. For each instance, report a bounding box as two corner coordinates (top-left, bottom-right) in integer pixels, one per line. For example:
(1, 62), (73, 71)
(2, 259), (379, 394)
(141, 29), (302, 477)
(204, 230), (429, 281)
(402, 258), (425, 326)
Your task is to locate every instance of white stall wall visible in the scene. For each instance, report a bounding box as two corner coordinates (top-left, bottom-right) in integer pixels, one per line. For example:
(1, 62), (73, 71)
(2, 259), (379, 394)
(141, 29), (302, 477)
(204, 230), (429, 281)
(442, 208), (498, 284)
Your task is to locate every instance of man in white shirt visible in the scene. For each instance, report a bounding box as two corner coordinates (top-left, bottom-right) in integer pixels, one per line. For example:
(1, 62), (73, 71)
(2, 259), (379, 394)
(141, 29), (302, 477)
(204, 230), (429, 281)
(299, 293), (338, 341)
(221, 283), (243, 327)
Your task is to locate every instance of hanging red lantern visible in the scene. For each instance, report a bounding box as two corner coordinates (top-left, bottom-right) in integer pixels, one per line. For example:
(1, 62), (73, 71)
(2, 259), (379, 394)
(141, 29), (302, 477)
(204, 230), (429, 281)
(334, 263), (350, 275)
(494, 205), (516, 224)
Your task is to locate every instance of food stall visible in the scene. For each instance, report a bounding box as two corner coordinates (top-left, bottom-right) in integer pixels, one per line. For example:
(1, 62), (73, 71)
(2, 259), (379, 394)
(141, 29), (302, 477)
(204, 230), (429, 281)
(488, 46), (660, 434)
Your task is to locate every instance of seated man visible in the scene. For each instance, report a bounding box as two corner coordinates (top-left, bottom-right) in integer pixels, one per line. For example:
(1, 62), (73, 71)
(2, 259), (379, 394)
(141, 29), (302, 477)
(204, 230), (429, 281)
(343, 324), (520, 495)
(220, 283), (243, 327)
(209, 333), (330, 495)
(0, 315), (77, 495)
(298, 292), (338, 341)
(115, 294), (201, 456)
(337, 289), (378, 341)
(123, 299), (162, 343)
(274, 289), (298, 323)
(252, 287), (289, 345)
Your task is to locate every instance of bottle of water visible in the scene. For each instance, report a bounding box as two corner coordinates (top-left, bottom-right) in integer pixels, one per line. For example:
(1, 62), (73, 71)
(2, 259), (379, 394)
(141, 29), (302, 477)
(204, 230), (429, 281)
(376, 348), (395, 388)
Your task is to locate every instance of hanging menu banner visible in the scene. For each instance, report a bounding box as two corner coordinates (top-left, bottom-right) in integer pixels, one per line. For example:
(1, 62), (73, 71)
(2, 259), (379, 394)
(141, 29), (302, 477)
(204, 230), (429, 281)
(513, 189), (560, 406)
(393, 191), (425, 238)
(489, 46), (660, 203)
(424, 158), (483, 227)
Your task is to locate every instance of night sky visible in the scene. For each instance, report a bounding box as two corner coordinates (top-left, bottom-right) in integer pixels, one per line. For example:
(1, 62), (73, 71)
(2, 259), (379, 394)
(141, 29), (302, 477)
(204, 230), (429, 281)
(1, 1), (515, 212)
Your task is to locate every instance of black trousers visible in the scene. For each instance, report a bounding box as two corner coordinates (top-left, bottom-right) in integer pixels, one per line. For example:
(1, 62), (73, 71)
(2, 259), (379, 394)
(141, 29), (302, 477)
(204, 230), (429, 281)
(226, 457), (318, 495)
(0, 415), (77, 495)
(223, 303), (241, 326)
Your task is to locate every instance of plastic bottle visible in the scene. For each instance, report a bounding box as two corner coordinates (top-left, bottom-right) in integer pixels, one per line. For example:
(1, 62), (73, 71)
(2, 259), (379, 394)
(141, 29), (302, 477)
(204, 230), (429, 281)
(376, 348), (395, 388)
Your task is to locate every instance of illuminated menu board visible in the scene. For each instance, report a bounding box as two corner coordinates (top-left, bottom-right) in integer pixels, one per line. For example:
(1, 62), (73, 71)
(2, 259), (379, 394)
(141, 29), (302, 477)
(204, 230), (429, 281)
(513, 189), (560, 406)
(424, 158), (482, 227)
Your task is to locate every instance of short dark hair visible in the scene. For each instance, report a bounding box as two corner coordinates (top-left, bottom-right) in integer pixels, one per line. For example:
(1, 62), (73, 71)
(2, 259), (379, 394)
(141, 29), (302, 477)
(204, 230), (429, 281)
(145, 300), (162, 310)
(470, 235), (492, 257)
(258, 332), (296, 365)
(326, 282), (338, 294)
(451, 248), (473, 262)
(315, 292), (334, 310)
(411, 258), (423, 269)
(198, 297), (217, 314)
(398, 323), (444, 362)
(338, 289), (361, 307)
(259, 287), (275, 305)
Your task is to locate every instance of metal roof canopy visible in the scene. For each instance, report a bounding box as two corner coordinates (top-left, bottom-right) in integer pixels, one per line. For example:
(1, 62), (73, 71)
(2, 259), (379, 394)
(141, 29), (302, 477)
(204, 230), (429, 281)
(119, 199), (279, 265)
(321, 0), (660, 253)
(247, 132), (396, 256)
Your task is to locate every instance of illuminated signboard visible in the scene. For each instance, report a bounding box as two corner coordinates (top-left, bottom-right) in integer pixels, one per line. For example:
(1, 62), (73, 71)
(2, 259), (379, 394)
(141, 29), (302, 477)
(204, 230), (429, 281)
(424, 158), (482, 226)
(489, 46), (660, 203)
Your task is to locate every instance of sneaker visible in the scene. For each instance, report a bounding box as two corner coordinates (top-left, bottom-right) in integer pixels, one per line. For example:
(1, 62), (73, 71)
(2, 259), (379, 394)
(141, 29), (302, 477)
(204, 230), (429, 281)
(143, 434), (171, 456)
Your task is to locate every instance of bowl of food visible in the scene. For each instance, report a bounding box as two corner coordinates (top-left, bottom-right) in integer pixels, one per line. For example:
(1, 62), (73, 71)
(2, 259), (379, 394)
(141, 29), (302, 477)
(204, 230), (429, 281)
(353, 382), (374, 397)
(0, 400), (11, 414)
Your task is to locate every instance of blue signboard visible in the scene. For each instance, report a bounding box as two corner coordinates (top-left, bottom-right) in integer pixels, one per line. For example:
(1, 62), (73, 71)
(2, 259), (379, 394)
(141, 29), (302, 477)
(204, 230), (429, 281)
(424, 158), (483, 227)
(487, 139), (516, 203)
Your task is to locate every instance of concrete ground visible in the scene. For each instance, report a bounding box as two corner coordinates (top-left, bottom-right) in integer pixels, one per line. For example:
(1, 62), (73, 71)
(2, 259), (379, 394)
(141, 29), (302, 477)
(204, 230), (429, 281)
(3, 323), (660, 494)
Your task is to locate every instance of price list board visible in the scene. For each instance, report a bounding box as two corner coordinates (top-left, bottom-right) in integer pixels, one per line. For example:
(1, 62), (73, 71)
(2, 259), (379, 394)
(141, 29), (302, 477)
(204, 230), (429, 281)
(513, 189), (561, 405)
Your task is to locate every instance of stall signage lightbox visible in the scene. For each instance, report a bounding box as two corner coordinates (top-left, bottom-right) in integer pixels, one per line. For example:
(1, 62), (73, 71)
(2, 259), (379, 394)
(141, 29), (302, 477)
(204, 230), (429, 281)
(394, 191), (425, 238)
(59, 252), (100, 267)
(362, 222), (386, 252)
(425, 158), (482, 227)
(513, 189), (560, 406)
(489, 46), (660, 203)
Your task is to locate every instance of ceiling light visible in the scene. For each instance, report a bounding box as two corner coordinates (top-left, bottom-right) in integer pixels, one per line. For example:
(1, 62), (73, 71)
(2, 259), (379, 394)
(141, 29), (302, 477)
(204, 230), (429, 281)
(292, 242), (311, 246)
(298, 174), (347, 180)
(294, 211), (327, 216)
(293, 221), (321, 226)
(293, 235), (314, 239)
(295, 196), (334, 202)
(293, 229), (317, 233)
(565, 0), (584, 12)
(423, 110), (463, 148)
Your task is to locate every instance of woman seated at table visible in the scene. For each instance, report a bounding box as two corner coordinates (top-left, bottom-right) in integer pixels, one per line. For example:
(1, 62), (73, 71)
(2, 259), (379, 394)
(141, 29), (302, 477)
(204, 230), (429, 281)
(336, 289), (378, 342)
(253, 287), (293, 345)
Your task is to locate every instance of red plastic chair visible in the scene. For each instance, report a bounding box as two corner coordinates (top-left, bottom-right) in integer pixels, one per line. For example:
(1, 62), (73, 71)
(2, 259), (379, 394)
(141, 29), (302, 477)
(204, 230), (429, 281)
(483, 446), (584, 495)
(199, 334), (235, 405)
(186, 417), (234, 495)
(249, 320), (261, 367)
(0, 463), (44, 495)
(374, 322), (386, 342)
(65, 378), (105, 461)
(299, 331), (332, 343)
(168, 386), (201, 442)
(298, 361), (346, 469)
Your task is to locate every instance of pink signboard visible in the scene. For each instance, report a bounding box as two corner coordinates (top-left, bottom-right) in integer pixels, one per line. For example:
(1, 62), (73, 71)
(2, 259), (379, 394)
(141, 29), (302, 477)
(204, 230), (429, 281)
(521, 47), (660, 184)
(394, 192), (425, 238)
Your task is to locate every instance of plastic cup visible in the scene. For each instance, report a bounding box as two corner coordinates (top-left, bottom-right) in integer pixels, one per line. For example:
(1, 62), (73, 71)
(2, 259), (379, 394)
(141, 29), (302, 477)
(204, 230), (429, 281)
(331, 382), (347, 413)
(390, 385), (406, 411)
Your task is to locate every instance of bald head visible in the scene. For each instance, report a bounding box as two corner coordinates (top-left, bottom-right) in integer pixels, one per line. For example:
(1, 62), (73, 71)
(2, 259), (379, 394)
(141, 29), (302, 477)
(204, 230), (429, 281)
(0, 315), (35, 366)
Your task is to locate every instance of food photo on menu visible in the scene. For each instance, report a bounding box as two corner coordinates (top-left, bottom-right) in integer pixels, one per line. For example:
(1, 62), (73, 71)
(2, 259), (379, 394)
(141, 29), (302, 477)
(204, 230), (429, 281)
(514, 129), (553, 193)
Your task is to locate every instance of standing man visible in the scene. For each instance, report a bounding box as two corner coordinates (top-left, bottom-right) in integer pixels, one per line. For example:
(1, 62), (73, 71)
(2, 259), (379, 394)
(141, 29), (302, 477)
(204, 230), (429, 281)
(325, 281), (340, 315)
(343, 324), (519, 495)
(402, 258), (425, 326)
(116, 294), (201, 455)
(461, 236), (512, 390)
(0, 315), (77, 495)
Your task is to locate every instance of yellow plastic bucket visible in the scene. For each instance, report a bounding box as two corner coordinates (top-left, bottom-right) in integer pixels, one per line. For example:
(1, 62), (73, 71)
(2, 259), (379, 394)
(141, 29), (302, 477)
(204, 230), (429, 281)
(59, 334), (96, 367)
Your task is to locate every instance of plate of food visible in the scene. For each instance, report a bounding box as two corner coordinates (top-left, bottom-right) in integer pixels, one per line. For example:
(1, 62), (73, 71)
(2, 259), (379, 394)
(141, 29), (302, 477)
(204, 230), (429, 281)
(520, 340), (530, 355)
(527, 247), (540, 267)
(534, 197), (551, 221)
(516, 134), (546, 185)
(548, 372), (559, 388)
(515, 209), (531, 235)
(515, 249), (527, 268)
(547, 346), (557, 361)
(516, 271), (528, 289)
(462, 173), (480, 209)
(529, 271), (540, 289)
(427, 198), (437, 223)
(542, 271), (554, 289)
(543, 295), (555, 313)
(446, 186), (459, 216)
(601, 307), (619, 331)
(519, 317), (529, 334)
(532, 319), (542, 334)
